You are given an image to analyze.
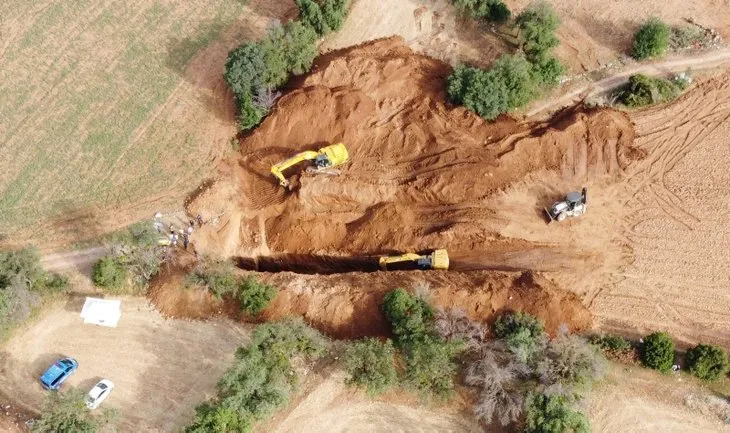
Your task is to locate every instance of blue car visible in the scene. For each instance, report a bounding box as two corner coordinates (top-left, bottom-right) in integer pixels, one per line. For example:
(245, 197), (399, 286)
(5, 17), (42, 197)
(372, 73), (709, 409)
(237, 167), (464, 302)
(40, 358), (78, 390)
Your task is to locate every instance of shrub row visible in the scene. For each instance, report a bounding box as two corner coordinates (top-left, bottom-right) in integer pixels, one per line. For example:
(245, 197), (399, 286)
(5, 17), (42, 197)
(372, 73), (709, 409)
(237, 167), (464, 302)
(641, 331), (730, 381)
(185, 319), (328, 433)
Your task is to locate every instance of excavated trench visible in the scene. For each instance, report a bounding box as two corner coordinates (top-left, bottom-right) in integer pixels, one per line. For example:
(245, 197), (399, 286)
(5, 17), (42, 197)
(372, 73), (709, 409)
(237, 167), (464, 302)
(234, 253), (459, 274)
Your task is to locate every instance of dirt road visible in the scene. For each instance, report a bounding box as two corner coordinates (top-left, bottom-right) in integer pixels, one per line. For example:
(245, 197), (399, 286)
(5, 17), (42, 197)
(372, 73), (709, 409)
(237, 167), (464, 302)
(527, 48), (730, 117)
(0, 297), (249, 432)
(40, 246), (106, 273)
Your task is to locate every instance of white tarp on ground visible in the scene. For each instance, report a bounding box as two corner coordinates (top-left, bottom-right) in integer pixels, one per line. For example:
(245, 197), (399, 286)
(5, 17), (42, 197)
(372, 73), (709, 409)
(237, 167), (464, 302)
(80, 298), (121, 328)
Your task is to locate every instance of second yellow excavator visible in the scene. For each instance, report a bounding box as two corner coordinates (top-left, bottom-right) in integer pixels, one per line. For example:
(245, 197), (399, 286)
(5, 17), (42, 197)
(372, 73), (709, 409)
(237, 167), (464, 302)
(378, 249), (449, 271)
(271, 143), (349, 188)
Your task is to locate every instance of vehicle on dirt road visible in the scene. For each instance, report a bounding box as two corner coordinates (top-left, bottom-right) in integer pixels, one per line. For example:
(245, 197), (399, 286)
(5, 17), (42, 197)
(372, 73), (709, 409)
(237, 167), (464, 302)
(40, 357), (78, 390)
(86, 379), (115, 409)
(545, 188), (587, 222)
(379, 249), (449, 270)
(271, 143), (350, 189)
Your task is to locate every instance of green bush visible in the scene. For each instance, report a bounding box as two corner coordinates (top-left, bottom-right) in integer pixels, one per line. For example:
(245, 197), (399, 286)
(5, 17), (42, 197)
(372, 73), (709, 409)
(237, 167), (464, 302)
(452, 0), (511, 22)
(296, 0), (350, 35)
(224, 21), (321, 131)
(188, 258), (238, 298)
(685, 344), (730, 381)
(516, 1), (560, 63)
(522, 393), (590, 433)
(237, 276), (277, 315)
(621, 74), (681, 107)
(493, 311), (544, 341)
(382, 288), (435, 345)
(185, 319), (328, 433)
(589, 334), (632, 352)
(91, 256), (127, 290)
(641, 331), (675, 372)
(632, 18), (670, 60)
(345, 338), (398, 396)
(403, 336), (463, 399)
(32, 388), (117, 433)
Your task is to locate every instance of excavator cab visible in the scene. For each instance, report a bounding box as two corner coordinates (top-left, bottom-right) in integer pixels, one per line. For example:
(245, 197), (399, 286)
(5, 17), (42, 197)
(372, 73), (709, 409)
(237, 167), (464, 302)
(378, 249), (449, 271)
(271, 143), (349, 188)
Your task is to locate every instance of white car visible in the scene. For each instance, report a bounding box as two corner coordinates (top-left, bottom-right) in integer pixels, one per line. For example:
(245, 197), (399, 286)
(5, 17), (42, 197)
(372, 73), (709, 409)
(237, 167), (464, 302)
(86, 379), (114, 410)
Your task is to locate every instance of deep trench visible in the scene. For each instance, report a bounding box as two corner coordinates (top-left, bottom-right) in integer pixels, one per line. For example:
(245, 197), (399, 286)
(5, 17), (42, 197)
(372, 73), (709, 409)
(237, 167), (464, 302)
(234, 254), (444, 274)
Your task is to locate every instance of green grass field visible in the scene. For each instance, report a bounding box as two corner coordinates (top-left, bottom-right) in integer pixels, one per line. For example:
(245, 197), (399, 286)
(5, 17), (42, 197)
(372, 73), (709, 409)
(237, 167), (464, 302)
(0, 0), (252, 241)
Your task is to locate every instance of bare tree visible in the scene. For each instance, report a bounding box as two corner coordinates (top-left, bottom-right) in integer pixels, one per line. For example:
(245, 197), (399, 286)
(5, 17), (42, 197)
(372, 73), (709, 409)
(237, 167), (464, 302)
(465, 341), (531, 426)
(434, 307), (487, 350)
(253, 86), (282, 110)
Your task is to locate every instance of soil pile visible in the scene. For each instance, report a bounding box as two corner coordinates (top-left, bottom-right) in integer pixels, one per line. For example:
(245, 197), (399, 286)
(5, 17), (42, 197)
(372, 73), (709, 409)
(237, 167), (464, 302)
(188, 37), (638, 261)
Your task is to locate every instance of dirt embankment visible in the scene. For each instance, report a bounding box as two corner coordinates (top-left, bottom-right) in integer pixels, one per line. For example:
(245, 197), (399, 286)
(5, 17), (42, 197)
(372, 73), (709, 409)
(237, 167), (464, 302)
(151, 264), (590, 338)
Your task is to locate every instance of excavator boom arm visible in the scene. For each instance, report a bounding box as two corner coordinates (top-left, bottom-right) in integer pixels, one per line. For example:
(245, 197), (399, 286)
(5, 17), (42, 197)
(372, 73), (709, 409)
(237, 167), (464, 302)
(270, 150), (320, 186)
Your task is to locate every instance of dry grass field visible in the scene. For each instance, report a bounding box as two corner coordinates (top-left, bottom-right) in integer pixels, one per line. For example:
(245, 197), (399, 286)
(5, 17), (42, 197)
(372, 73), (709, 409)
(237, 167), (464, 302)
(0, 0), (297, 248)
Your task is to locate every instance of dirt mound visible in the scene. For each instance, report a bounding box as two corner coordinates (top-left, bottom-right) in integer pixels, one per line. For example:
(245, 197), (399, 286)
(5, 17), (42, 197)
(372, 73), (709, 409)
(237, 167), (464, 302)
(149, 265), (591, 339)
(188, 37), (638, 262)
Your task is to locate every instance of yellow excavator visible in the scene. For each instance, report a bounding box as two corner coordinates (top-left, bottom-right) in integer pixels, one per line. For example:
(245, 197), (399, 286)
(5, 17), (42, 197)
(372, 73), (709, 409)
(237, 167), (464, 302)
(270, 143), (349, 188)
(378, 249), (449, 271)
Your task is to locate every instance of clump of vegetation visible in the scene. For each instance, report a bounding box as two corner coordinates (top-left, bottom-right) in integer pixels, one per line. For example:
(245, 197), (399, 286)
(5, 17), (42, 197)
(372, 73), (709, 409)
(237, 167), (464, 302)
(589, 334), (632, 352)
(621, 74), (685, 107)
(91, 256), (127, 290)
(345, 338), (398, 396)
(522, 393), (590, 433)
(381, 288), (463, 399)
(670, 25), (712, 50)
(185, 319), (328, 433)
(641, 331), (675, 372)
(632, 18), (670, 60)
(493, 310), (545, 361)
(31, 388), (117, 433)
(237, 276), (277, 315)
(685, 344), (730, 382)
(516, 0), (565, 86)
(452, 0), (511, 23)
(188, 258), (238, 297)
(446, 2), (564, 121)
(188, 258), (277, 315)
(0, 247), (68, 336)
(382, 288), (436, 345)
(92, 221), (165, 293)
(225, 22), (319, 130)
(295, 0), (350, 36)
(465, 312), (602, 429)
(225, 1), (350, 131)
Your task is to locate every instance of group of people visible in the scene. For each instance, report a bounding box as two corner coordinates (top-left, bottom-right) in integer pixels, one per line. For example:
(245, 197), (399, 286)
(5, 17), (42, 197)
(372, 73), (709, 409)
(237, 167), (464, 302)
(159, 213), (205, 249)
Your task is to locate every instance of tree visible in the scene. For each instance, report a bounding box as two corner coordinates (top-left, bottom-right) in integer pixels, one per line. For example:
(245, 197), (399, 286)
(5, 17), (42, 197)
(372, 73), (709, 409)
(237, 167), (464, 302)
(345, 338), (398, 396)
(632, 18), (670, 60)
(403, 336), (463, 399)
(685, 344), (730, 381)
(278, 21), (319, 75)
(452, 0), (511, 23)
(434, 307), (487, 350)
(641, 331), (675, 372)
(32, 388), (117, 433)
(493, 311), (546, 361)
(188, 258), (238, 298)
(237, 276), (277, 315)
(447, 65), (509, 121)
(516, 1), (560, 64)
(535, 331), (606, 398)
(621, 74), (680, 107)
(466, 341), (531, 426)
(92, 256), (127, 290)
(491, 54), (538, 109)
(322, 0), (350, 32)
(295, 0), (330, 35)
(382, 288), (435, 345)
(522, 393), (589, 433)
